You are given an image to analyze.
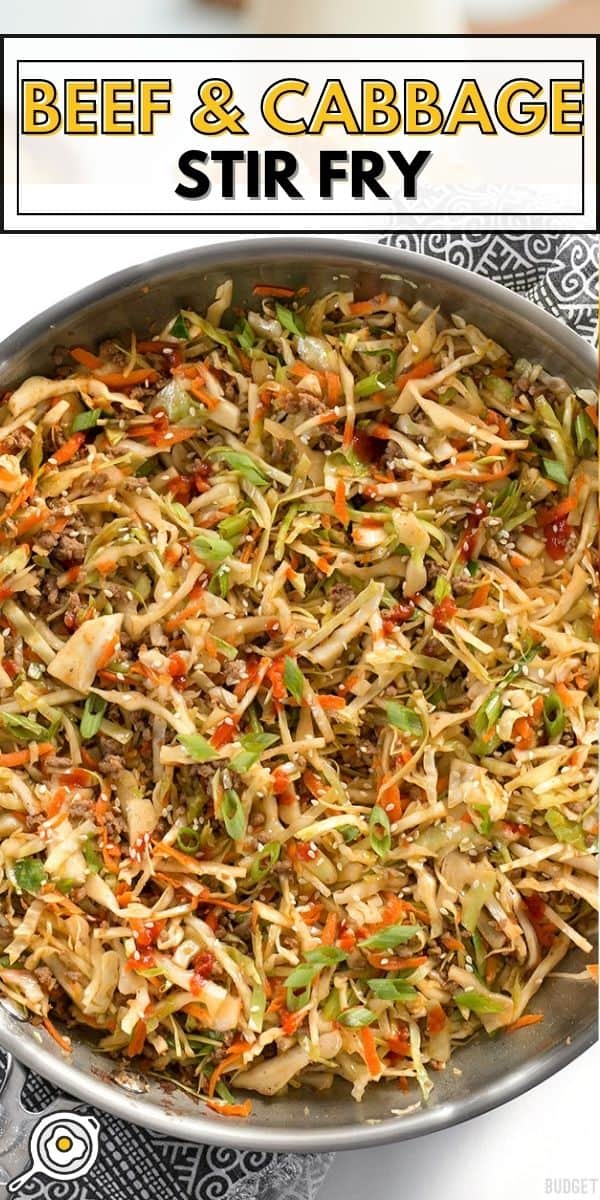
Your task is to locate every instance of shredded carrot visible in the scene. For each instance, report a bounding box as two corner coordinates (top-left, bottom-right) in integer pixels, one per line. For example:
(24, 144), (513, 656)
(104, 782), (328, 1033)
(70, 346), (102, 369)
(281, 1008), (306, 1036)
(469, 582), (490, 609)
(586, 964), (598, 982)
(513, 716), (535, 750)
(0, 743), (54, 767)
(253, 283), (295, 298)
(537, 497), (577, 526)
(96, 635), (120, 672)
(207, 1041), (249, 1097)
(325, 371), (342, 404)
(507, 1013), (544, 1033)
(442, 934), (464, 953)
(164, 591), (206, 632)
(585, 403), (598, 429)
(206, 1098), (253, 1118)
(554, 681), (574, 707)
(317, 694), (346, 711)
(395, 356), (436, 390)
(426, 1003), (447, 1035)
(302, 769), (325, 798)
(13, 506), (48, 537)
(50, 433), (86, 466)
(321, 911), (338, 946)
(378, 778), (405, 822)
(125, 1018), (147, 1057)
(359, 1026), (382, 1077)
(0, 476), (36, 526)
(183, 1002), (210, 1023)
(42, 1016), (72, 1053)
(95, 368), (158, 390)
(349, 293), (388, 316)
(333, 478), (349, 526)
(190, 380), (220, 410)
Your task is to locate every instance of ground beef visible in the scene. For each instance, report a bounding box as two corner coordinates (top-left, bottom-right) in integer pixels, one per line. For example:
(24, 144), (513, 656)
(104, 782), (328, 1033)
(329, 583), (355, 612)
(53, 533), (86, 568)
(36, 529), (59, 552)
(98, 338), (129, 367)
(0, 427), (32, 454)
(34, 966), (58, 995)
(274, 388), (329, 416)
(268, 438), (297, 471)
(25, 811), (44, 832)
(222, 659), (249, 689)
(381, 440), (405, 473)
(127, 373), (169, 405)
(63, 591), (82, 630)
(67, 793), (95, 821)
(97, 736), (126, 776)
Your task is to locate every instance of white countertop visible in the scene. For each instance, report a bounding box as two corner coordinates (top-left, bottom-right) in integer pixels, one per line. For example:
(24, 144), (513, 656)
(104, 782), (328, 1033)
(1, 231), (597, 1200)
(322, 1042), (599, 1200)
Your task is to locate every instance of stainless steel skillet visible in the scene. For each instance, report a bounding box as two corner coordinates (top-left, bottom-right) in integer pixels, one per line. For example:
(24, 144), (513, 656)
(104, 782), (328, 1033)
(0, 237), (596, 1153)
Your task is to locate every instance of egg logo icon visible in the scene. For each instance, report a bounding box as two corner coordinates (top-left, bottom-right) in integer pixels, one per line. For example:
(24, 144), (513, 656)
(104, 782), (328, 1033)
(7, 1111), (100, 1192)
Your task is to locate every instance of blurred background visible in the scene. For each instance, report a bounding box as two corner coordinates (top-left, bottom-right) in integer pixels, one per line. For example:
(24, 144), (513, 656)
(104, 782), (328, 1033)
(1, 0), (597, 33)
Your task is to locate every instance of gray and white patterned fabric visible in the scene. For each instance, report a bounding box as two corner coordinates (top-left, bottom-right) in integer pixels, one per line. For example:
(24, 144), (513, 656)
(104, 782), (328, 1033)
(380, 233), (598, 343)
(0, 232), (596, 1200)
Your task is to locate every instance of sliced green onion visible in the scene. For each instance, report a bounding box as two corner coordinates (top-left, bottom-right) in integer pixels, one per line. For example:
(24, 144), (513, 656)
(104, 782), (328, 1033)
(249, 983), (266, 1033)
(541, 458), (569, 486)
(248, 840), (281, 884)
(83, 836), (102, 873)
(275, 303), (305, 337)
(339, 824), (361, 844)
(218, 510), (252, 541)
(212, 448), (269, 488)
(283, 657), (305, 704)
(285, 962), (320, 1010)
(369, 805), (391, 859)
(384, 702), (424, 737)
(176, 826), (202, 854)
(236, 318), (256, 352)
(543, 691), (565, 739)
(338, 1006), (377, 1028)
(221, 788), (247, 840)
(355, 371), (387, 398)
(473, 690), (503, 737)
(359, 924), (422, 951)
(177, 733), (218, 762)
(575, 411), (597, 456)
(191, 529), (233, 569)
(71, 408), (102, 433)
(367, 978), (418, 1001)
(305, 946), (347, 966)
(13, 858), (47, 893)
(546, 807), (586, 850)
(80, 694), (107, 740)
(170, 313), (190, 340)
(454, 990), (505, 1014)
(321, 989), (342, 1021)
(433, 575), (451, 603)
(0, 712), (49, 743)
(230, 731), (278, 774)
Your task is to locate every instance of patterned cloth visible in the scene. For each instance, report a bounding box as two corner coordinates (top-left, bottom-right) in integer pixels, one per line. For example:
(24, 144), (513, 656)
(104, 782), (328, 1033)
(0, 232), (596, 1200)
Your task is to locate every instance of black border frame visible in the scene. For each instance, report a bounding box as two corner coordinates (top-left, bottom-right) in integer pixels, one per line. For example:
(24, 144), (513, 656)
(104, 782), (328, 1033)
(2, 33), (598, 234)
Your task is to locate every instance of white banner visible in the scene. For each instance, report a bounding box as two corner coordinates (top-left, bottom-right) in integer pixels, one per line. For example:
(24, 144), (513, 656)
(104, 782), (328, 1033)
(2, 35), (596, 232)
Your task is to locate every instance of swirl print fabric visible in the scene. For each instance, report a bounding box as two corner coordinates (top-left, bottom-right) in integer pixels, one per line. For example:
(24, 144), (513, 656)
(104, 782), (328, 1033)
(0, 231), (596, 1200)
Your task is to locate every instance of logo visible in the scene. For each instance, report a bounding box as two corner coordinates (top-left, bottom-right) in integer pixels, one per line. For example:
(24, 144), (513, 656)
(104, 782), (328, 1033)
(7, 1111), (100, 1193)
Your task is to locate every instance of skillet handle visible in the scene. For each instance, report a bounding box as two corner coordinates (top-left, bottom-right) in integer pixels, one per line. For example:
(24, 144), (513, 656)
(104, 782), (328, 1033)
(0, 1053), (78, 1193)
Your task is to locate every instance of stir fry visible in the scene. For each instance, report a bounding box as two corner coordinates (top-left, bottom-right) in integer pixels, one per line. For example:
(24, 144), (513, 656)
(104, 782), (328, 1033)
(0, 281), (597, 1115)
